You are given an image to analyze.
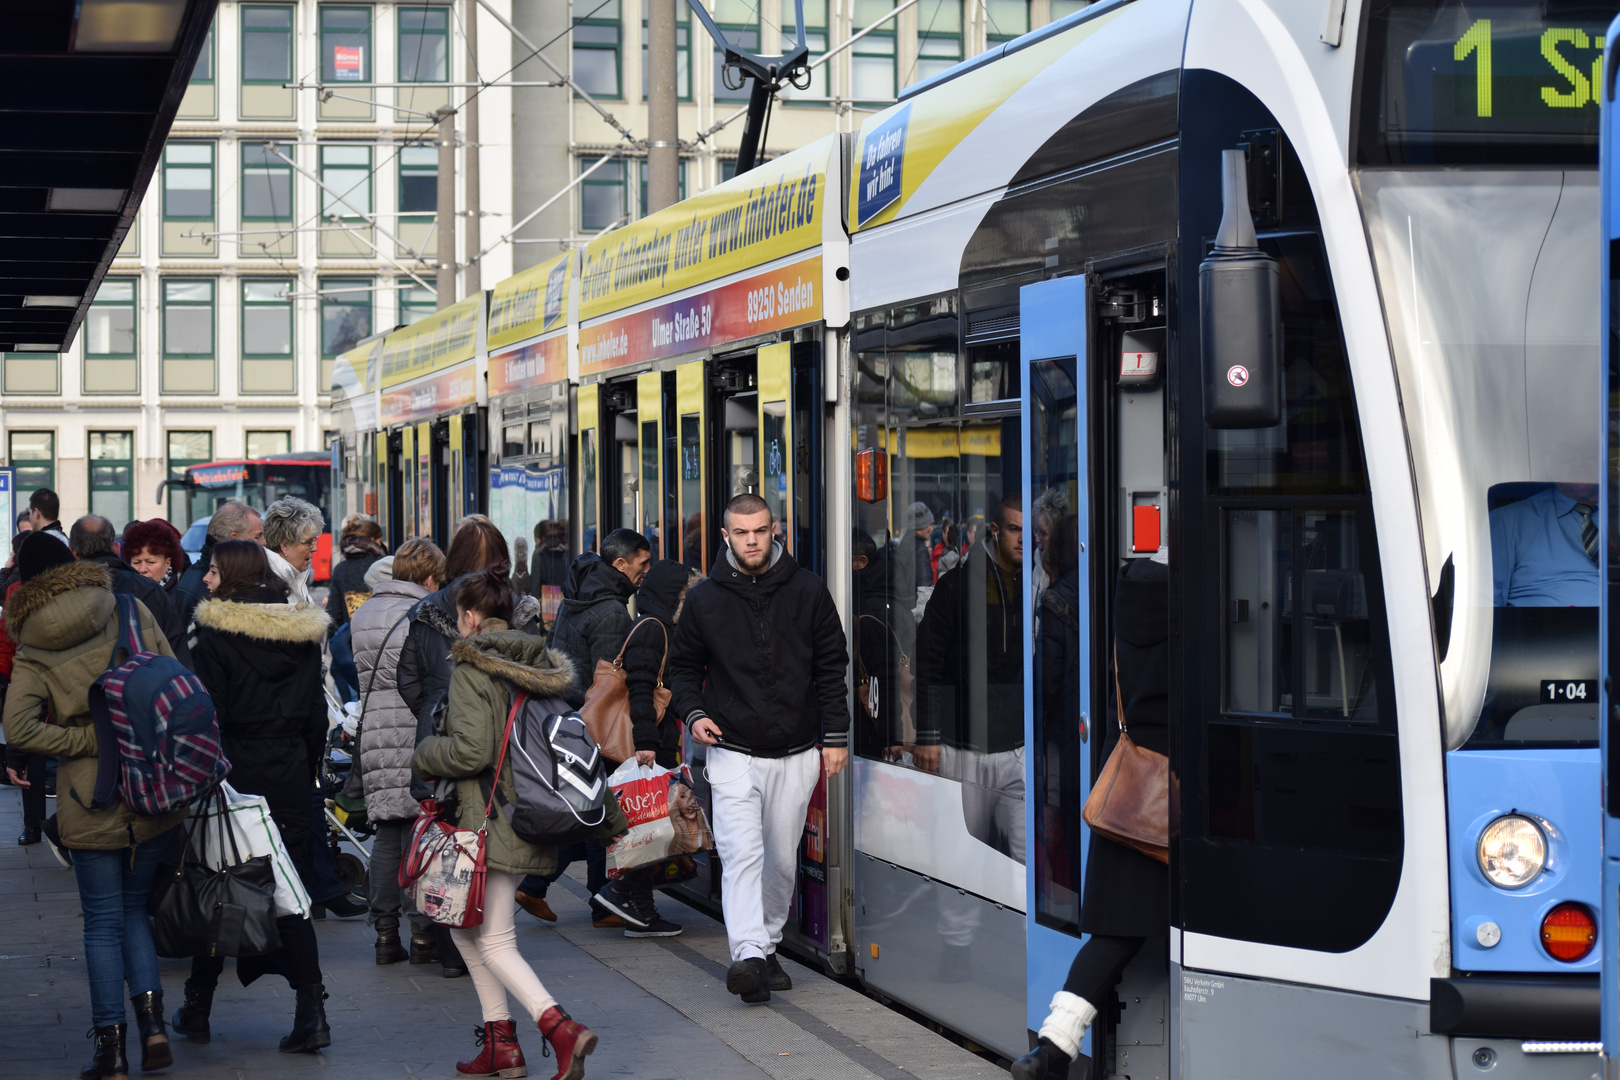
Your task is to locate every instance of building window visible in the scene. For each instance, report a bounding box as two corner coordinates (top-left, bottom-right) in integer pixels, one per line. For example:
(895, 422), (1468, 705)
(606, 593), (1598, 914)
(641, 7), (691, 101)
(88, 431), (135, 531)
(243, 142), (294, 223)
(3, 353), (59, 395)
(242, 279), (294, 394)
(572, 0), (622, 99)
(985, 0), (1028, 43)
(852, 0), (896, 100)
(399, 6), (449, 82)
(914, 0), (963, 83)
(86, 279), (137, 357)
(321, 6), (372, 84)
(191, 19), (215, 83)
(163, 142), (214, 220)
(712, 0), (759, 103)
(780, 0), (827, 99)
(399, 145), (437, 215)
(247, 430), (293, 458)
(1049, 0), (1092, 18)
(322, 279), (373, 357)
(242, 5), (293, 83)
(167, 431), (213, 525)
(398, 280), (435, 326)
(580, 158), (628, 232)
(320, 144), (373, 219)
(162, 278), (216, 394)
(636, 159), (686, 218)
(9, 431), (55, 494)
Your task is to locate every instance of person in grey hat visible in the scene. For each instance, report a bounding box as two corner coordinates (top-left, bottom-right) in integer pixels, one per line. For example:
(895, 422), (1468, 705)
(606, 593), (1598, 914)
(909, 501), (936, 589)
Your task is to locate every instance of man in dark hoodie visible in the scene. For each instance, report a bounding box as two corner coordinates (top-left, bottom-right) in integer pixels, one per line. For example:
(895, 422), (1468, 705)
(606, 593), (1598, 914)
(668, 494), (849, 1004)
(69, 516), (191, 668)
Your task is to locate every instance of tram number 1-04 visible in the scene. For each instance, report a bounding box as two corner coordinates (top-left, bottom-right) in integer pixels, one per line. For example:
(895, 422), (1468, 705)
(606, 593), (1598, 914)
(1539, 679), (1595, 703)
(1454, 20), (1607, 117)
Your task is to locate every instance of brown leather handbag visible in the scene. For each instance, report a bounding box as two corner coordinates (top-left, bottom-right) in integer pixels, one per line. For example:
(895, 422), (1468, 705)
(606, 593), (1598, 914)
(1081, 661), (1171, 865)
(579, 619), (671, 765)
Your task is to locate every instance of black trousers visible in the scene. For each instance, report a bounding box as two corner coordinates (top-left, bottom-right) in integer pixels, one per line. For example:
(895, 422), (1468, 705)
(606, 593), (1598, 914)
(19, 753), (46, 829)
(190, 914), (323, 990)
(1062, 934), (1145, 1006)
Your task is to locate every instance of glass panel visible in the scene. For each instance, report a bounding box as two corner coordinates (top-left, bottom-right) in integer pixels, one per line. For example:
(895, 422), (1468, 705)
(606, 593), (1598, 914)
(681, 414), (702, 568)
(247, 430), (291, 457)
(244, 306), (292, 355)
(244, 6), (291, 28)
(166, 144), (213, 165)
(504, 424), (524, 460)
(1225, 509), (1289, 714)
(399, 8), (448, 81)
(90, 431), (132, 460)
(761, 401), (787, 525)
(985, 0), (1027, 39)
(581, 428), (599, 552)
(398, 281), (435, 325)
(641, 419), (659, 546)
(191, 21), (214, 80)
(86, 306), (134, 356)
(165, 280), (211, 303)
(10, 432), (53, 459)
(321, 280), (372, 356)
(96, 280), (134, 303)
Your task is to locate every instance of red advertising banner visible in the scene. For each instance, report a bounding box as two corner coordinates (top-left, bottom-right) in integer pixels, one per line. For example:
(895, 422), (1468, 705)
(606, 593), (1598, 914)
(579, 255), (821, 377)
(487, 333), (567, 397)
(380, 361), (475, 426)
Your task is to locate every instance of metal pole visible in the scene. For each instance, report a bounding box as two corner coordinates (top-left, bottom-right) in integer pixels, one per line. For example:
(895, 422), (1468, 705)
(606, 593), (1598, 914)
(473, 0), (639, 145)
(462, 0), (482, 294)
(647, 0), (679, 213)
(436, 106), (457, 307)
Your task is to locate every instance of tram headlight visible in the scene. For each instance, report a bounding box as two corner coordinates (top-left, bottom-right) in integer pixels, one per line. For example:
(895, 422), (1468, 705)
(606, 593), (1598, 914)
(1476, 815), (1546, 890)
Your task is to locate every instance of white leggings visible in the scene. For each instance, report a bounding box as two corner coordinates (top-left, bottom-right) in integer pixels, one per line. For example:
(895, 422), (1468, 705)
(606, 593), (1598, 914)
(449, 870), (558, 1024)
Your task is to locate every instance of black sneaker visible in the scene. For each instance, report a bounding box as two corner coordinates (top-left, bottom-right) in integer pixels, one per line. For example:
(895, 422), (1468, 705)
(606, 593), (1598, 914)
(320, 892), (368, 918)
(593, 881), (652, 929)
(725, 957), (771, 1004)
(624, 915), (682, 938)
(763, 953), (792, 991)
(41, 816), (70, 869)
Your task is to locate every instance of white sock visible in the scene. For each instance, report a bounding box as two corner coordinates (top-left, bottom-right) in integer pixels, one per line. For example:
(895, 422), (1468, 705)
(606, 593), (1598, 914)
(1037, 991), (1096, 1060)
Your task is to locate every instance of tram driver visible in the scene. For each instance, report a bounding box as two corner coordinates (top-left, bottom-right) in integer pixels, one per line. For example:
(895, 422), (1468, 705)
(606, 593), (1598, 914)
(1489, 481), (1600, 607)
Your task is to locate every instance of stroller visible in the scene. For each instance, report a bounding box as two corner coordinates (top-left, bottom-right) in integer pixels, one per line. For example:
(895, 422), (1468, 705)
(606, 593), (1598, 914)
(320, 689), (374, 897)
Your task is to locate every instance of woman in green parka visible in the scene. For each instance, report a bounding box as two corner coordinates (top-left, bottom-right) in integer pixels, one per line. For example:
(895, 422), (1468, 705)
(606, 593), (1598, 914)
(413, 569), (626, 1080)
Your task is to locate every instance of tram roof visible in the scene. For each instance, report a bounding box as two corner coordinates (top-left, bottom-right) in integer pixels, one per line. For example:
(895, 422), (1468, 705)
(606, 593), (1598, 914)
(0, 1), (216, 353)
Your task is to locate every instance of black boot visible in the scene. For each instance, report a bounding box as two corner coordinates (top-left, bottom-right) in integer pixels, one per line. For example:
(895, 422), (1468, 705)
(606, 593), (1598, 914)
(80, 1023), (129, 1080)
(169, 981), (213, 1044)
(278, 983), (331, 1053)
(1010, 1038), (1078, 1080)
(129, 991), (172, 1072)
(374, 916), (408, 965)
(408, 931), (438, 965)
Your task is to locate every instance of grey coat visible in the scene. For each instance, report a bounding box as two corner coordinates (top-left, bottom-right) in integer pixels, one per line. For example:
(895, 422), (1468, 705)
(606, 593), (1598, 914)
(351, 578), (429, 822)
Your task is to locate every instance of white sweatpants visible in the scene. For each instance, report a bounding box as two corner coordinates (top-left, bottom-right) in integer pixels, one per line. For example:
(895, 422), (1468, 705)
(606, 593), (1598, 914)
(706, 746), (821, 962)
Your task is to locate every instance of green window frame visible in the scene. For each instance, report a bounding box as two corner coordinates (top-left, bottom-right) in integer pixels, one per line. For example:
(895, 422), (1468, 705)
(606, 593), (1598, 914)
(572, 0), (622, 99)
(321, 278), (373, 357)
(985, 0), (1028, 44)
(320, 144), (373, 220)
(88, 431), (135, 531)
(321, 6), (373, 84)
(399, 145), (437, 215)
(242, 142), (294, 222)
(167, 430), (213, 525)
(641, 7), (691, 101)
(163, 142), (214, 221)
(399, 5), (450, 83)
(8, 431), (54, 494)
(246, 430), (292, 458)
(914, 0), (963, 84)
(398, 279), (435, 326)
(162, 279), (215, 359)
(852, 0), (896, 102)
(242, 280), (293, 359)
(190, 18), (215, 83)
(712, 0), (759, 103)
(242, 5), (294, 83)
(580, 157), (628, 232)
(636, 159), (686, 218)
(780, 0), (828, 100)
(86, 279), (137, 358)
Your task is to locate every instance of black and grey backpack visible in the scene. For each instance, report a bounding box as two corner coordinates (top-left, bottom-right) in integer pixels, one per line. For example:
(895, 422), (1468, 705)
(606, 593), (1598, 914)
(492, 690), (608, 847)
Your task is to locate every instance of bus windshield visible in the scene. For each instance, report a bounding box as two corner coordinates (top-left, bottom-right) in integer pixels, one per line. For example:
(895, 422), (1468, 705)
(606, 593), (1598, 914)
(1359, 169), (1599, 749)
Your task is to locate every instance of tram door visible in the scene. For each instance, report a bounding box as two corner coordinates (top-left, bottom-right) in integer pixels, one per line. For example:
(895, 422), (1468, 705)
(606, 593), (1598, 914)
(1602, 16), (1620, 1065)
(575, 384), (602, 553)
(377, 431), (399, 549)
(637, 371), (665, 554)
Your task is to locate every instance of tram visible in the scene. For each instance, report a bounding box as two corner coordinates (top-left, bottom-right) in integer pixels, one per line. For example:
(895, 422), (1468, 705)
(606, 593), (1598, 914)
(335, 0), (1614, 1074)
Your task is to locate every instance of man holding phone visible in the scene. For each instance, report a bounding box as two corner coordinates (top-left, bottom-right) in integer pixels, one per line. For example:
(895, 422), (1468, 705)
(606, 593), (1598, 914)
(668, 493), (849, 1003)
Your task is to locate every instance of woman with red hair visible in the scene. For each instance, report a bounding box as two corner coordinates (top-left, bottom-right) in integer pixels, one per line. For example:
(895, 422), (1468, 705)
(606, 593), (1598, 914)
(122, 519), (186, 595)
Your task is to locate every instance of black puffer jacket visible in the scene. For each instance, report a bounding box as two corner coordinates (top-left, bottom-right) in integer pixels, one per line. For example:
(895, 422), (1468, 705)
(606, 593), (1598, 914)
(192, 586), (331, 877)
(398, 576), (544, 723)
(328, 547), (384, 632)
(668, 543), (849, 757)
(84, 551), (190, 669)
(916, 538), (1023, 753)
(625, 560), (687, 764)
(547, 553), (635, 697)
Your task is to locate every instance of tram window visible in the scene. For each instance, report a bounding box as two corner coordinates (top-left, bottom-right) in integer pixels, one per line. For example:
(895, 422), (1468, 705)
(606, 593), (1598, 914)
(580, 429), (598, 553)
(761, 400), (787, 525)
(641, 419), (658, 548)
(968, 340), (1019, 403)
(528, 421), (548, 459)
(680, 415), (703, 568)
(503, 424), (524, 461)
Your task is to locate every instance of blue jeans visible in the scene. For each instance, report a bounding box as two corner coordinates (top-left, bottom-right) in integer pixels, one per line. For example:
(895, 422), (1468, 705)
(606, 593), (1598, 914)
(330, 623), (360, 704)
(73, 832), (174, 1026)
(520, 840), (607, 914)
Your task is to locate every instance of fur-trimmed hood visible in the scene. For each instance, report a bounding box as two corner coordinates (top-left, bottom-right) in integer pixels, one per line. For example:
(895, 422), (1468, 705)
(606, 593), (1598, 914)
(4, 561), (114, 650)
(194, 596), (332, 643)
(415, 580), (542, 639)
(450, 631), (577, 698)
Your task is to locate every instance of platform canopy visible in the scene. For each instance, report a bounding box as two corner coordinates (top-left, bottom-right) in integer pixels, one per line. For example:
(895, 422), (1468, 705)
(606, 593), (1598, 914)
(0, 0), (217, 352)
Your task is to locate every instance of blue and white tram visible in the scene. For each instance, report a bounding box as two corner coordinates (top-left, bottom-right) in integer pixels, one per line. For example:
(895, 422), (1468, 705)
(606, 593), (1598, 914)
(842, 0), (1610, 1074)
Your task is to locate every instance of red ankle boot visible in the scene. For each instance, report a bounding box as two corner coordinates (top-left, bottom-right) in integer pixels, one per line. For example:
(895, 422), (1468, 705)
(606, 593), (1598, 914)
(457, 1020), (527, 1078)
(537, 1007), (596, 1080)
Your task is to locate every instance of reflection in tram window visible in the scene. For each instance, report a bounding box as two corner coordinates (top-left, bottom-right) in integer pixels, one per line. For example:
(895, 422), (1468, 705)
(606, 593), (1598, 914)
(641, 419), (659, 551)
(725, 392), (759, 496)
(581, 428), (598, 553)
(762, 400), (788, 525)
(681, 414), (703, 568)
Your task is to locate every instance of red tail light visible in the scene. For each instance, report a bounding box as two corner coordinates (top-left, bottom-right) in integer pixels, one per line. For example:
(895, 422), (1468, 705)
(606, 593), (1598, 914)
(1540, 903), (1596, 962)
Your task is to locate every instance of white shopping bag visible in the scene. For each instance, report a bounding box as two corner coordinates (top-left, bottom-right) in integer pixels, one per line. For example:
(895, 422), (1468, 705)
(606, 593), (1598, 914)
(189, 782), (312, 919)
(604, 760), (714, 877)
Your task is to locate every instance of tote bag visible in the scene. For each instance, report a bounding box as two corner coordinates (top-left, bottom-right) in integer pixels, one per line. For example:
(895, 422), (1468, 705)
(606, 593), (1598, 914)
(149, 788), (283, 958)
(188, 781), (311, 919)
(579, 619), (670, 765)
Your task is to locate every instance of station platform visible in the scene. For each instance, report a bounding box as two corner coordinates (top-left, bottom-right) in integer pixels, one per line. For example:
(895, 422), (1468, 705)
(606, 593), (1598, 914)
(0, 787), (1008, 1079)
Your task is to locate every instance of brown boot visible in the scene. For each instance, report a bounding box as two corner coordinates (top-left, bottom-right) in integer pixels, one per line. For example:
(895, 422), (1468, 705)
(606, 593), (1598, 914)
(375, 917), (408, 965)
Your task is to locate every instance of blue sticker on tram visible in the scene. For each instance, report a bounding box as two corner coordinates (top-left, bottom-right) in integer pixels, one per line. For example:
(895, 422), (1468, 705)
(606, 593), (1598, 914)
(857, 104), (911, 228)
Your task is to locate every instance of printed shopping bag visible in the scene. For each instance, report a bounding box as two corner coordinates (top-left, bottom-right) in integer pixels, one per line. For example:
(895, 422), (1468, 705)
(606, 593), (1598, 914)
(604, 760), (714, 878)
(399, 802), (486, 929)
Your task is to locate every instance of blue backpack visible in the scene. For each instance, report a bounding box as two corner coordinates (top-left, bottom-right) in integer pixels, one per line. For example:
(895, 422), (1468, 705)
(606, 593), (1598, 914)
(87, 594), (228, 814)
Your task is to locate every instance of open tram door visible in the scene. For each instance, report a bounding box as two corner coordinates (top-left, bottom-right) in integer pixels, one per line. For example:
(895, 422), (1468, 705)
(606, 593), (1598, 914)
(1603, 16), (1620, 1073)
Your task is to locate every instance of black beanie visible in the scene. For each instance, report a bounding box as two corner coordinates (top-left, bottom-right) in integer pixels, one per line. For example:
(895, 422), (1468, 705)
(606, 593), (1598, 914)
(17, 530), (75, 583)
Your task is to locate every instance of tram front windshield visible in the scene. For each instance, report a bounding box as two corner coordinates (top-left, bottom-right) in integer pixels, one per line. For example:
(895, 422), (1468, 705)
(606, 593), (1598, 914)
(1360, 169), (1599, 749)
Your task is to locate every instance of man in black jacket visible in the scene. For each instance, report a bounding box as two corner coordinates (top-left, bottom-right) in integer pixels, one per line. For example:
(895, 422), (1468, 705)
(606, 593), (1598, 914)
(667, 493), (849, 1004)
(70, 516), (191, 668)
(174, 501), (264, 634)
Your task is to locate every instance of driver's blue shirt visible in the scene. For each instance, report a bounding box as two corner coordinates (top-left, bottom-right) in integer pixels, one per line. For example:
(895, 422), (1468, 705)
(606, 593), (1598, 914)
(1490, 487), (1599, 607)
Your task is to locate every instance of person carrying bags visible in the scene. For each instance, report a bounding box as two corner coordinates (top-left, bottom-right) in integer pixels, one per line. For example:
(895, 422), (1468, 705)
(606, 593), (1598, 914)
(412, 569), (628, 1080)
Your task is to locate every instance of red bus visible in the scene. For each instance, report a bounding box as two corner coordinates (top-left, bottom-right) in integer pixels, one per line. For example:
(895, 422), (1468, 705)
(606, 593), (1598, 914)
(159, 451), (335, 582)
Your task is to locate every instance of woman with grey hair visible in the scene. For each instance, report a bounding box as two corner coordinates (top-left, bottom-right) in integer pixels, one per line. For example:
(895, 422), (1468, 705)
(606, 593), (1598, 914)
(262, 497), (326, 608)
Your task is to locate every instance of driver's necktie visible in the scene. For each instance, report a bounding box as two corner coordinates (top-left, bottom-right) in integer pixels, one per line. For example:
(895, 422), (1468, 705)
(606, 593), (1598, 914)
(1575, 502), (1599, 565)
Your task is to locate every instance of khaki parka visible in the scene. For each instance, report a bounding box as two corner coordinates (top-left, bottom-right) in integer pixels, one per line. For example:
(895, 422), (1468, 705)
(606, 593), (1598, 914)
(411, 625), (626, 876)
